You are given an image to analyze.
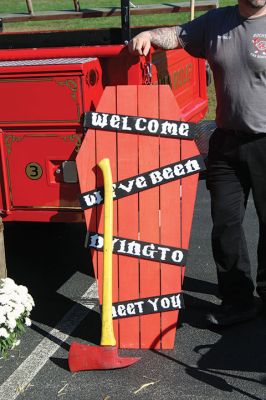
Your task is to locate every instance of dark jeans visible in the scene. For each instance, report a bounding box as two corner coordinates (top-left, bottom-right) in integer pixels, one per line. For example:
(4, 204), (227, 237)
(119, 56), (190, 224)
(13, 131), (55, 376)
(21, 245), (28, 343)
(206, 128), (266, 305)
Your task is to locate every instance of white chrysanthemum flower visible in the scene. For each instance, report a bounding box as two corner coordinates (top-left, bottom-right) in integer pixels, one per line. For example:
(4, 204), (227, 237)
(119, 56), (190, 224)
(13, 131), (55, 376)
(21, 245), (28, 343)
(11, 307), (24, 320)
(24, 302), (33, 313)
(16, 285), (28, 296)
(28, 298), (35, 308)
(0, 278), (34, 356)
(0, 278), (16, 292)
(6, 315), (17, 331)
(0, 294), (10, 305)
(13, 303), (24, 313)
(7, 322), (16, 332)
(23, 294), (34, 309)
(1, 304), (12, 315)
(20, 297), (30, 309)
(0, 314), (6, 325)
(0, 327), (9, 338)
(0, 277), (15, 286)
(9, 292), (22, 304)
(11, 339), (21, 349)
(6, 309), (16, 319)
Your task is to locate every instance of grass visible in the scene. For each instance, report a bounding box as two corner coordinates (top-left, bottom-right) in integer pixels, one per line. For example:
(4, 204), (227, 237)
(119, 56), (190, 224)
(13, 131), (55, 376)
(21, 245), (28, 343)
(0, 0), (205, 31)
(0, 0), (235, 32)
(205, 75), (216, 121)
(0, 0), (235, 120)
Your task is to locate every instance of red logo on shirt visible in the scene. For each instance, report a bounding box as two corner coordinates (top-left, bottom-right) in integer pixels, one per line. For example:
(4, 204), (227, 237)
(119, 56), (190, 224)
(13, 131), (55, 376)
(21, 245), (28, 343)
(252, 37), (266, 54)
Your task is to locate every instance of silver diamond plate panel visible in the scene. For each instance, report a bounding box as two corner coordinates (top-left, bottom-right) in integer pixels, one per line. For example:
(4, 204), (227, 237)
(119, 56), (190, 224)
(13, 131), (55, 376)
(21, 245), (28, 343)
(0, 57), (96, 67)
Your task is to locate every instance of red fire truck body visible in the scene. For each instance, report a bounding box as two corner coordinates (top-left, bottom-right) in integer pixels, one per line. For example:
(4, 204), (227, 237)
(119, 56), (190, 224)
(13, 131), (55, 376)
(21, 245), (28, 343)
(0, 30), (207, 223)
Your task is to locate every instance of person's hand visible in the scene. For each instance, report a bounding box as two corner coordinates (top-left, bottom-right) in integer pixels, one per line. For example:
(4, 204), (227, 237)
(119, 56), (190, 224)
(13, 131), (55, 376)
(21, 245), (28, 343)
(128, 31), (152, 56)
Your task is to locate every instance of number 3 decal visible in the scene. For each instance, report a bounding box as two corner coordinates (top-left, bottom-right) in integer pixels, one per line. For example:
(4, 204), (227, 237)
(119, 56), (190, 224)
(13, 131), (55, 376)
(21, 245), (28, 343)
(25, 162), (43, 180)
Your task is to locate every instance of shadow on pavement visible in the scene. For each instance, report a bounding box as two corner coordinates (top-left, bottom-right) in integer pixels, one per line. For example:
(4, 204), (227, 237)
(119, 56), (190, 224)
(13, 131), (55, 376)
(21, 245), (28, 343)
(160, 277), (266, 399)
(4, 220), (266, 399)
(4, 221), (101, 345)
(183, 275), (220, 297)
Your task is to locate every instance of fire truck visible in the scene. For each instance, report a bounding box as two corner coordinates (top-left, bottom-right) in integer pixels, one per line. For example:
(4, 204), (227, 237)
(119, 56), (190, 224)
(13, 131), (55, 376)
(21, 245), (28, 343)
(0, 1), (216, 277)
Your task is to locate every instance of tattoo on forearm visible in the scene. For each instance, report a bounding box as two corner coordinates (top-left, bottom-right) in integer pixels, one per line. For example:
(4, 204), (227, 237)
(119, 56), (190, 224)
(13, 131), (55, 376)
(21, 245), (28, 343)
(150, 27), (179, 49)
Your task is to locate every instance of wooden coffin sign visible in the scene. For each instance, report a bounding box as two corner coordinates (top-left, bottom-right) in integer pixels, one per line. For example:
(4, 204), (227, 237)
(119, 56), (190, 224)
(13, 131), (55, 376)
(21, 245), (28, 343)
(76, 85), (202, 349)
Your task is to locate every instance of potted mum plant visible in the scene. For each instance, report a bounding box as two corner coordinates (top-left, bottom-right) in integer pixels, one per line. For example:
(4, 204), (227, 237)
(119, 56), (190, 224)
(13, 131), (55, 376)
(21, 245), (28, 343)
(0, 278), (34, 357)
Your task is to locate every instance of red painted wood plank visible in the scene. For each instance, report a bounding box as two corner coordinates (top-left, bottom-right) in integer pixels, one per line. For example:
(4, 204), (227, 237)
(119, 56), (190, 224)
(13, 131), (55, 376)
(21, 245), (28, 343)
(137, 85), (161, 349)
(94, 86), (119, 341)
(159, 85), (183, 349)
(116, 85), (140, 348)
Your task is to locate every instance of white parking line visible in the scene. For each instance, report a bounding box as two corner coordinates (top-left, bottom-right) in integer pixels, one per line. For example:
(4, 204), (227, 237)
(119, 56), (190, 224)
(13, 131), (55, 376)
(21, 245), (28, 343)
(0, 280), (98, 400)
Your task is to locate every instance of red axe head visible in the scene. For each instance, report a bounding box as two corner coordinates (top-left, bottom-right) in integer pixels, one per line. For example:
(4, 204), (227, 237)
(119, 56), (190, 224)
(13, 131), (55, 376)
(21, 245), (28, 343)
(68, 342), (140, 371)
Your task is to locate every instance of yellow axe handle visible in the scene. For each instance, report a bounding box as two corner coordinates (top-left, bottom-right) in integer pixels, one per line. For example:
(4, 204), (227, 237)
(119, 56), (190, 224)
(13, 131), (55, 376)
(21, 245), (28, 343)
(98, 158), (116, 346)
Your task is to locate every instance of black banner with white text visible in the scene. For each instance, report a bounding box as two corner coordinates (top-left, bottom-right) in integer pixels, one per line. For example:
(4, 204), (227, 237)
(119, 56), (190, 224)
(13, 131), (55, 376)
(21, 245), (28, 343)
(86, 232), (187, 266)
(84, 111), (196, 140)
(80, 154), (205, 209)
(111, 292), (184, 319)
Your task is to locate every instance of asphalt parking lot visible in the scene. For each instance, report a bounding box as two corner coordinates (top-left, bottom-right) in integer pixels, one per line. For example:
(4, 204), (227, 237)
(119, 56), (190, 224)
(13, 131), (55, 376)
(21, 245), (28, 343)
(1, 179), (265, 400)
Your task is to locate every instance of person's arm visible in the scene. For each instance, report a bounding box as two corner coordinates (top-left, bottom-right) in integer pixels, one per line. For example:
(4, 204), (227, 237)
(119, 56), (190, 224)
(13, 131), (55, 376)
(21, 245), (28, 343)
(128, 27), (182, 56)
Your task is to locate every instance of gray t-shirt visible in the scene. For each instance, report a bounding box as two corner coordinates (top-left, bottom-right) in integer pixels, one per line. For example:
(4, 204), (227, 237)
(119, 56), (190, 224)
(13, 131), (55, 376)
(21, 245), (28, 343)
(177, 6), (266, 133)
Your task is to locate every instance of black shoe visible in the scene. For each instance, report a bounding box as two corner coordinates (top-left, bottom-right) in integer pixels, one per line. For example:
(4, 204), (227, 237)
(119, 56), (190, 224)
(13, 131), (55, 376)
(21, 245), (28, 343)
(206, 302), (258, 327)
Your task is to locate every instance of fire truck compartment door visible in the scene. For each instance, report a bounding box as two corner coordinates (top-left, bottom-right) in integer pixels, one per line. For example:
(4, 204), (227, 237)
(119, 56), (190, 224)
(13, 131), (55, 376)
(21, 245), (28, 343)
(4, 131), (82, 210)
